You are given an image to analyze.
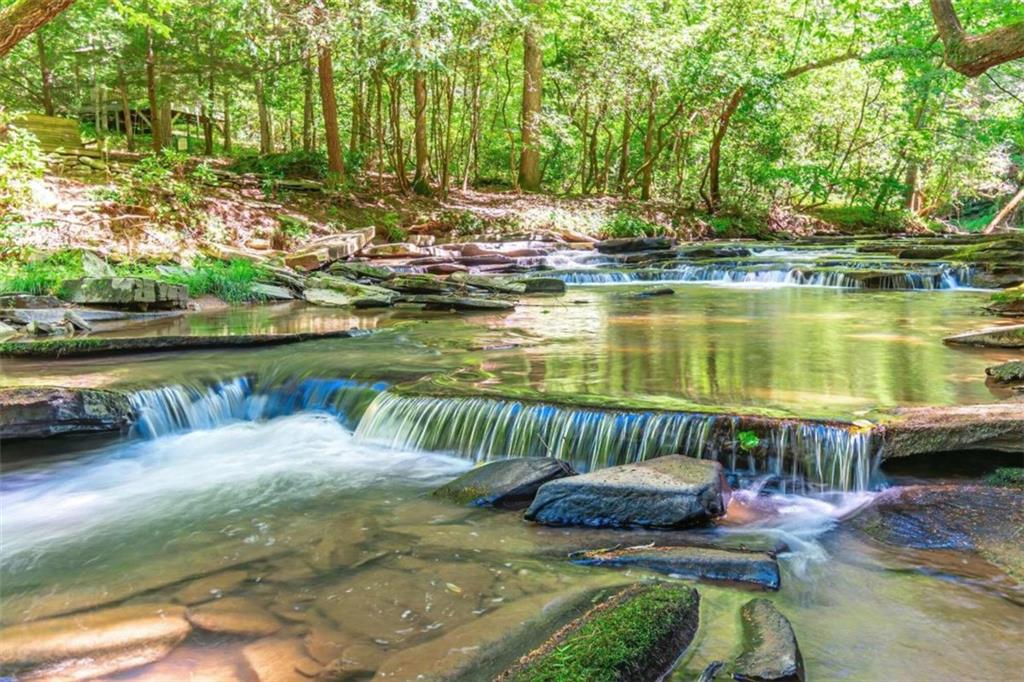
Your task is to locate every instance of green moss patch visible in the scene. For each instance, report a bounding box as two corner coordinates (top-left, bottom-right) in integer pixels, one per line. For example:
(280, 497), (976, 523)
(986, 468), (1024, 489)
(986, 360), (1024, 383)
(499, 583), (699, 682)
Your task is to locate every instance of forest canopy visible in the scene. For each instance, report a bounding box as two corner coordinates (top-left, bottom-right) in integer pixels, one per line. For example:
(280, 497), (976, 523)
(0, 0), (1022, 228)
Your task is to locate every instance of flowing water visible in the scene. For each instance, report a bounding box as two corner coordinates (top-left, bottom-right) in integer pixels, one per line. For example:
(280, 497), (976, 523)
(1, 274), (1021, 680)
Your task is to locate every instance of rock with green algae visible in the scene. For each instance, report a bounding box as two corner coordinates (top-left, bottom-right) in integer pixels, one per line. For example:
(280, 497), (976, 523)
(986, 285), (1024, 317)
(497, 583), (700, 682)
(0, 386), (133, 439)
(944, 324), (1024, 349)
(432, 457), (576, 509)
(61, 276), (188, 310)
(986, 360), (1024, 384)
(519, 277), (567, 294)
(571, 544), (780, 590)
(525, 455), (726, 529)
(733, 598), (805, 682)
(986, 467), (1024, 489)
(449, 271), (527, 295)
(393, 294), (514, 311)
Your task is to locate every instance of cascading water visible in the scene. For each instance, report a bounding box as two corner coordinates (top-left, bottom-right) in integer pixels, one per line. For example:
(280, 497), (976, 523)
(129, 376), (386, 438)
(354, 392), (881, 492)
(541, 263), (973, 289)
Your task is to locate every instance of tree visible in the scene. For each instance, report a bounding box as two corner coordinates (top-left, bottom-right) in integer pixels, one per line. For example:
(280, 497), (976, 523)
(929, 0), (1024, 77)
(318, 43), (345, 181)
(517, 0), (542, 191)
(0, 0), (77, 58)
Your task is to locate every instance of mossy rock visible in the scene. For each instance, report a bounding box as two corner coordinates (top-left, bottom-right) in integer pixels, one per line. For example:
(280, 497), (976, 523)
(433, 457), (576, 509)
(986, 360), (1024, 384)
(733, 599), (805, 682)
(498, 583), (699, 682)
(0, 386), (133, 439)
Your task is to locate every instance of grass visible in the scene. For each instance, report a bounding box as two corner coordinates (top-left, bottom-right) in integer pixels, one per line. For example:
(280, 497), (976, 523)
(507, 584), (697, 682)
(603, 211), (663, 239)
(986, 467), (1024, 489)
(0, 250), (268, 304)
(809, 205), (911, 233)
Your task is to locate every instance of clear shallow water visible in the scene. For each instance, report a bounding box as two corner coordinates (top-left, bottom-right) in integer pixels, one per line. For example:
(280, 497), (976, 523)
(2, 416), (1021, 680)
(1, 277), (1020, 680)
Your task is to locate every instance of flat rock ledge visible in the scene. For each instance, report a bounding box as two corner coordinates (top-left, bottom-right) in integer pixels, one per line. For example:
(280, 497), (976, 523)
(571, 544), (780, 590)
(733, 599), (805, 682)
(0, 603), (191, 681)
(62, 276), (188, 310)
(0, 386), (133, 439)
(0, 328), (369, 358)
(881, 403), (1024, 457)
(497, 583), (699, 682)
(944, 324), (1024, 348)
(433, 457), (576, 509)
(525, 455), (726, 529)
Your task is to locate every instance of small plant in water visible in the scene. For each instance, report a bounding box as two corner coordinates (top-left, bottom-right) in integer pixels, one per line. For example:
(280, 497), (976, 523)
(737, 430), (760, 452)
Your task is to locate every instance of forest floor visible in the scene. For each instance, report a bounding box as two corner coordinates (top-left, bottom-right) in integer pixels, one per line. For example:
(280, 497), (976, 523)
(3, 162), (921, 266)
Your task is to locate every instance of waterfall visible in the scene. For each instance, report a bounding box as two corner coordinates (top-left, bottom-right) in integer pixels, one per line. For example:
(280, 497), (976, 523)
(542, 264), (973, 289)
(129, 377), (386, 438)
(354, 392), (881, 492)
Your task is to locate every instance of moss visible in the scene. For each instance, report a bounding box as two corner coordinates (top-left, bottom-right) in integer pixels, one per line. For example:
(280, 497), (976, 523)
(986, 360), (1024, 383)
(986, 467), (1024, 489)
(991, 285), (1024, 305)
(433, 483), (490, 505)
(0, 337), (107, 358)
(502, 584), (698, 682)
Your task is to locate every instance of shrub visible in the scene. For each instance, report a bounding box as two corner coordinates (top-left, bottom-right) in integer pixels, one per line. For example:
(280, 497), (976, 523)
(604, 212), (661, 239)
(0, 113), (46, 211)
(380, 211), (407, 242)
(0, 250), (85, 295)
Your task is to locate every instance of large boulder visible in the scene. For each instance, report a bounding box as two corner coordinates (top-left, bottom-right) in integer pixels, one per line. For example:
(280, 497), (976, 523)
(61, 277), (188, 310)
(595, 237), (674, 254)
(433, 457), (576, 509)
(524, 455), (727, 529)
(848, 484), (1024, 581)
(497, 583), (699, 682)
(0, 386), (133, 439)
(733, 599), (805, 682)
(571, 544), (780, 590)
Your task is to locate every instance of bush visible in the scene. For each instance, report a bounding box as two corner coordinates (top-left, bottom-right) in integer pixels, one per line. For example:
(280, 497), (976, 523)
(604, 212), (662, 239)
(0, 250), (85, 295)
(380, 211), (407, 242)
(0, 113), (46, 211)
(229, 150), (328, 180)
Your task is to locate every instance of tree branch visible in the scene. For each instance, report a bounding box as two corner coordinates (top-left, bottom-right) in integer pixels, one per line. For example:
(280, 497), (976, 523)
(0, 0), (77, 58)
(929, 0), (1024, 77)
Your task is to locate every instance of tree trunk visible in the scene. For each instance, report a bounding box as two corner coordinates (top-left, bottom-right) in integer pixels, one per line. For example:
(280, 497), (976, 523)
(145, 27), (161, 151)
(117, 66), (134, 151)
(318, 44), (346, 181)
(0, 0), (77, 58)
(929, 0), (1024, 77)
(36, 30), (54, 115)
(517, 0), (543, 191)
(705, 86), (744, 211)
(159, 99), (172, 150)
(222, 88), (232, 152)
(202, 73), (214, 155)
(616, 96), (631, 193)
(411, 70), (431, 195)
(640, 82), (657, 201)
(255, 75), (272, 154)
(302, 55), (314, 152)
(985, 185), (1024, 233)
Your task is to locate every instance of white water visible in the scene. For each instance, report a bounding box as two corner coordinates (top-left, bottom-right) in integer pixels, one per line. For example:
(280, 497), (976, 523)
(0, 414), (470, 558)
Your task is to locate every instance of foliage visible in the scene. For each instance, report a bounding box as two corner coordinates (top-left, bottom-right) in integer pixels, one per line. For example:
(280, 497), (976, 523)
(379, 211), (408, 242)
(157, 258), (268, 303)
(737, 430), (761, 452)
(604, 212), (662, 239)
(986, 468), (1024, 489)
(109, 150), (211, 219)
(0, 250), (84, 295)
(230, 151), (329, 180)
(0, 113), (46, 212)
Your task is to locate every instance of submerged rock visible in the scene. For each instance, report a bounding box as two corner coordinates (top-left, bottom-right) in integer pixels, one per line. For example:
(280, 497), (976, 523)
(525, 455), (726, 529)
(944, 324), (1024, 348)
(596, 237), (674, 254)
(433, 457), (576, 509)
(497, 583), (699, 682)
(393, 294), (514, 311)
(186, 597), (281, 637)
(848, 484), (1024, 581)
(519, 277), (567, 294)
(633, 287), (675, 298)
(62, 276), (188, 310)
(986, 360), (1024, 384)
(733, 599), (805, 682)
(0, 386), (133, 439)
(572, 544), (780, 590)
(0, 603), (191, 680)
(242, 637), (321, 682)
